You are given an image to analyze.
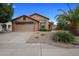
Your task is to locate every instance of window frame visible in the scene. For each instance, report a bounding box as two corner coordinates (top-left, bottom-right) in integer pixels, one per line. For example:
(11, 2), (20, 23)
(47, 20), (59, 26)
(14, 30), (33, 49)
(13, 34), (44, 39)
(40, 20), (46, 28)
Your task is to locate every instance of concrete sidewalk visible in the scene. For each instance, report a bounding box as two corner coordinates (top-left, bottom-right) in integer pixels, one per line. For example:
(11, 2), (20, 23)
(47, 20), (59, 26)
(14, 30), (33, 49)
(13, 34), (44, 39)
(0, 32), (79, 56)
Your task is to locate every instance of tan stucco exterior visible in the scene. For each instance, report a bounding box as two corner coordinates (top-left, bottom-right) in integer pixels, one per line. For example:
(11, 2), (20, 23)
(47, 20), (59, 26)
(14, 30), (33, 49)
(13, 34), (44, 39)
(34, 21), (39, 31)
(12, 16), (35, 31)
(30, 14), (49, 30)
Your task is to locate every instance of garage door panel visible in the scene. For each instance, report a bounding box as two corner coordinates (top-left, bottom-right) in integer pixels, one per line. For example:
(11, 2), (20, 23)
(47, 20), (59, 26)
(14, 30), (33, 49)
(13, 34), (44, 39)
(15, 24), (34, 31)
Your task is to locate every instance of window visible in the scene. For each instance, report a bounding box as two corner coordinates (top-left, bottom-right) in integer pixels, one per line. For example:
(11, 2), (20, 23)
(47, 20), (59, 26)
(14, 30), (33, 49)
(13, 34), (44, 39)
(8, 25), (11, 29)
(40, 20), (46, 28)
(23, 17), (26, 20)
(2, 24), (6, 30)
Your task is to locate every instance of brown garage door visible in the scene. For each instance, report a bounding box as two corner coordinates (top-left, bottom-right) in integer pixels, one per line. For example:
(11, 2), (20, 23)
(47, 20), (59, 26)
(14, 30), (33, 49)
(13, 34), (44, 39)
(15, 22), (34, 31)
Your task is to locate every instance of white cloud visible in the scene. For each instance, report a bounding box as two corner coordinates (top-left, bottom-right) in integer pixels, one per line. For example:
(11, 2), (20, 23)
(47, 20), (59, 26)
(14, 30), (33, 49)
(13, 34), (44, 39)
(13, 5), (16, 8)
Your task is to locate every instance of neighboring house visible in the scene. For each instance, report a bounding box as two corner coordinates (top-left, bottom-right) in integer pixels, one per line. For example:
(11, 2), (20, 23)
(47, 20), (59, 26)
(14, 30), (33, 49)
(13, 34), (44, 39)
(0, 22), (12, 32)
(12, 13), (54, 31)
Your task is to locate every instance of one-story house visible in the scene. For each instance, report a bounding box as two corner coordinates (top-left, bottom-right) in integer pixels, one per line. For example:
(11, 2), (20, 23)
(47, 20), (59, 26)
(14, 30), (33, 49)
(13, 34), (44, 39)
(12, 13), (54, 31)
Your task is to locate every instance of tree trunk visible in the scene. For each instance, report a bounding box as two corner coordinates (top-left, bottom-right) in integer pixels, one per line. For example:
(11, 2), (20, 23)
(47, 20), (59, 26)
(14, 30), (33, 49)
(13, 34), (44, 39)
(69, 22), (79, 36)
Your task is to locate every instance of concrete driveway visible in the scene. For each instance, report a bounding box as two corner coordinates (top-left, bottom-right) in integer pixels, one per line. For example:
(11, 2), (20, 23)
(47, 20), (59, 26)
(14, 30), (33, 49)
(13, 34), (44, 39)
(0, 32), (79, 56)
(0, 32), (40, 56)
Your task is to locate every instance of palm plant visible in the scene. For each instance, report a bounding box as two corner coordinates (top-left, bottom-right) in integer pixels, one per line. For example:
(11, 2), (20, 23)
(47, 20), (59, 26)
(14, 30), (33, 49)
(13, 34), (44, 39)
(0, 3), (14, 23)
(56, 4), (79, 35)
(57, 19), (70, 30)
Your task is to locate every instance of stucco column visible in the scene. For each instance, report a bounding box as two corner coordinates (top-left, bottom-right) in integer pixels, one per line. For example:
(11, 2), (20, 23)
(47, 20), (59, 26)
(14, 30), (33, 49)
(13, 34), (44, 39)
(12, 21), (16, 32)
(45, 20), (49, 30)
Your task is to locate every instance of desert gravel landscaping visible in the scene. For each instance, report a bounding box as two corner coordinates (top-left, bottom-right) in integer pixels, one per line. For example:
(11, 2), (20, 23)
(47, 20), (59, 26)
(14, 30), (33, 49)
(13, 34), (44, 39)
(27, 31), (79, 48)
(0, 31), (79, 56)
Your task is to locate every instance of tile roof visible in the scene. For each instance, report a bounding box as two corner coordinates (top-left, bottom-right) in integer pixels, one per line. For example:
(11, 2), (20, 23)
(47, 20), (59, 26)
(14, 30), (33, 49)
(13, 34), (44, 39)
(12, 15), (39, 22)
(30, 13), (49, 20)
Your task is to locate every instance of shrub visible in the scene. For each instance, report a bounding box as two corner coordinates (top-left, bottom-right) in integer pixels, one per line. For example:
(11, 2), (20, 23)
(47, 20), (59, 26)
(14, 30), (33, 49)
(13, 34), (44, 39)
(0, 30), (4, 33)
(35, 36), (39, 39)
(40, 33), (45, 36)
(39, 28), (51, 31)
(52, 31), (75, 44)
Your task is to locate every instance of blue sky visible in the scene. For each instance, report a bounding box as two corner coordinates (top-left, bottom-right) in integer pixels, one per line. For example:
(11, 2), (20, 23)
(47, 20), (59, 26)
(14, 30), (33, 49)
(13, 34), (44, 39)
(13, 3), (77, 24)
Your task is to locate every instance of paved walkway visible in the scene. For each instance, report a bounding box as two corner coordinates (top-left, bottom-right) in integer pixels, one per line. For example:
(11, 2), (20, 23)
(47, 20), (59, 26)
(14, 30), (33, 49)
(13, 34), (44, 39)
(0, 32), (79, 56)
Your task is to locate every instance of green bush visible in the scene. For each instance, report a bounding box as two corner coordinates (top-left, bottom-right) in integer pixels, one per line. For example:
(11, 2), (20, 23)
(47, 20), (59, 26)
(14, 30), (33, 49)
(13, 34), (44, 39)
(0, 30), (4, 33)
(39, 28), (51, 31)
(53, 31), (75, 44)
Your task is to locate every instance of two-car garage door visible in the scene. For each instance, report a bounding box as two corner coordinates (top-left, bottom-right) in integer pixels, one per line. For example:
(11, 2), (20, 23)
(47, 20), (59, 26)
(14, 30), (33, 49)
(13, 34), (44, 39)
(15, 22), (34, 31)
